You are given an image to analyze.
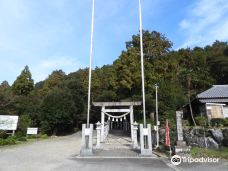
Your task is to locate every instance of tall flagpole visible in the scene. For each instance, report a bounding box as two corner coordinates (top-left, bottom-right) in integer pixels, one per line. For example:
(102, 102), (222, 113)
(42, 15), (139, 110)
(155, 84), (159, 148)
(87, 0), (95, 127)
(138, 0), (146, 127)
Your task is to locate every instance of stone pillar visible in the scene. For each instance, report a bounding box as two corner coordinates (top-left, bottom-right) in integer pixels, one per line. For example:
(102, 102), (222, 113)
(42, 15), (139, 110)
(130, 105), (134, 140)
(96, 122), (102, 148)
(175, 111), (190, 155)
(103, 123), (108, 140)
(101, 106), (105, 142)
(176, 111), (184, 142)
(140, 124), (152, 156)
(80, 124), (93, 156)
(111, 121), (113, 130)
(132, 121), (139, 149)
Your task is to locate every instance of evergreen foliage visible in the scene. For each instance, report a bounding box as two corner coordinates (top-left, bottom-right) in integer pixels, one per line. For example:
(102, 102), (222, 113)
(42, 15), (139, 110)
(0, 30), (228, 135)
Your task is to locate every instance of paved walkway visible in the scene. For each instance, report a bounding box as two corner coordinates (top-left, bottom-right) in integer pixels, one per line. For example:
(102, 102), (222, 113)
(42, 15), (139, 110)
(94, 130), (140, 157)
(102, 130), (132, 150)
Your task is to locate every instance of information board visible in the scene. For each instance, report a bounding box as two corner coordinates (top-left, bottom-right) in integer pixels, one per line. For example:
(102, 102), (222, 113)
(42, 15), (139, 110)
(0, 115), (18, 131)
(27, 128), (38, 135)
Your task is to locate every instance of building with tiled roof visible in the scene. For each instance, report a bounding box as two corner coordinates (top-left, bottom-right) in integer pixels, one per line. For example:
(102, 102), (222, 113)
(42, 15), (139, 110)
(183, 85), (228, 122)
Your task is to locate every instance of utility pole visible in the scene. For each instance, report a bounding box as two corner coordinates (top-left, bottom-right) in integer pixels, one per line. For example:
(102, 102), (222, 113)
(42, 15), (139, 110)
(155, 83), (159, 148)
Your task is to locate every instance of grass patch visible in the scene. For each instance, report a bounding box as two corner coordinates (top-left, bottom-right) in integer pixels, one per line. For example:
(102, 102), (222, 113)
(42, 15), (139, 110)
(191, 147), (228, 159)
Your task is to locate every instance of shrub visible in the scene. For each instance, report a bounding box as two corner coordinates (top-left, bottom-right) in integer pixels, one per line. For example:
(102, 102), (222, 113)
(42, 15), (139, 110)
(17, 137), (27, 141)
(195, 116), (207, 127)
(18, 114), (32, 135)
(0, 130), (8, 139)
(0, 136), (17, 146)
(15, 131), (25, 138)
(210, 118), (225, 127)
(224, 118), (228, 126)
(182, 120), (190, 127)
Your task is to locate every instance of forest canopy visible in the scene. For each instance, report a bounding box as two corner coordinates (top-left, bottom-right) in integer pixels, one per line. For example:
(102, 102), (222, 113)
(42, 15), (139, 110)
(0, 30), (228, 135)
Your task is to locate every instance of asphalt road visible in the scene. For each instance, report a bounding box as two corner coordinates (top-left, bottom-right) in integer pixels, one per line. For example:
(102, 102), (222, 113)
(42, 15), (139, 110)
(0, 132), (227, 171)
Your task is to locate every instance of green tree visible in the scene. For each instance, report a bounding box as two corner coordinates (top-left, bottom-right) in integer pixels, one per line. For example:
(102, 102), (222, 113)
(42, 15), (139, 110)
(12, 66), (34, 96)
(206, 41), (228, 84)
(126, 30), (173, 61)
(40, 88), (82, 135)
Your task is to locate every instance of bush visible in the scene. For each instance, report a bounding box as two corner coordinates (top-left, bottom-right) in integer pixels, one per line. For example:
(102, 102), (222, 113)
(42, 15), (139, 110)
(182, 120), (190, 127)
(0, 130), (8, 139)
(18, 114), (32, 135)
(17, 137), (27, 141)
(224, 118), (228, 126)
(0, 136), (17, 146)
(15, 131), (25, 138)
(211, 118), (225, 127)
(195, 116), (207, 127)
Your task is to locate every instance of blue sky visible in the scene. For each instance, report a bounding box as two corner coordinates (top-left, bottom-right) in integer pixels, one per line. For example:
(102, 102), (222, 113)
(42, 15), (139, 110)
(0, 0), (228, 84)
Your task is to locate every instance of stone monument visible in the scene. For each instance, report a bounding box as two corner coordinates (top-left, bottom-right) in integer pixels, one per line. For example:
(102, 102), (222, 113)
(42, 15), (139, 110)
(175, 111), (190, 155)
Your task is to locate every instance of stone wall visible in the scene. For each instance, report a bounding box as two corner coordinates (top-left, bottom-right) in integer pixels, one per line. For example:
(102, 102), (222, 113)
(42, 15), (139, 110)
(183, 128), (228, 149)
(151, 128), (228, 149)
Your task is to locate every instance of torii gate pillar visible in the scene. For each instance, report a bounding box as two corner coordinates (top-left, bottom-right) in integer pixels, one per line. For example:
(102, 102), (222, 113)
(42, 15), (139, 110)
(130, 105), (134, 141)
(101, 106), (105, 142)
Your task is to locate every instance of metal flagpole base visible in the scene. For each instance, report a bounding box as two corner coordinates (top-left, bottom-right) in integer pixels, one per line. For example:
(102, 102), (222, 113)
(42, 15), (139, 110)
(80, 124), (94, 156)
(140, 124), (152, 156)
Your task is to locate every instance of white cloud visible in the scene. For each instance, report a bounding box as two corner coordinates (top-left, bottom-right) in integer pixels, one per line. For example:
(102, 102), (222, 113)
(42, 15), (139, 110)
(31, 56), (85, 83)
(179, 0), (228, 48)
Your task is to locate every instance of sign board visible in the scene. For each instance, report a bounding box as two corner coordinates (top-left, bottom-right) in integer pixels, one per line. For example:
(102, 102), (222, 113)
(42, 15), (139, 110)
(143, 128), (149, 135)
(27, 128), (38, 135)
(0, 115), (18, 131)
(85, 128), (90, 136)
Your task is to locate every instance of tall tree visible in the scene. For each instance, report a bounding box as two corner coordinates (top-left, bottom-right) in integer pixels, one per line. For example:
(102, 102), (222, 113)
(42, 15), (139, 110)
(12, 66), (34, 96)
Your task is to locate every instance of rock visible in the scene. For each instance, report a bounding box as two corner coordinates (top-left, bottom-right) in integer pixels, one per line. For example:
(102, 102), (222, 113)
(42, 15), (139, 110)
(209, 129), (224, 144)
(193, 128), (205, 137)
(222, 129), (228, 147)
(206, 137), (219, 149)
(196, 137), (207, 148)
(194, 128), (211, 137)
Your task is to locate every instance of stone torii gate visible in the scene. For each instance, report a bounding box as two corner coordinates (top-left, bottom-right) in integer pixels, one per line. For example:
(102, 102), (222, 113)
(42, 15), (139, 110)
(93, 101), (142, 142)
